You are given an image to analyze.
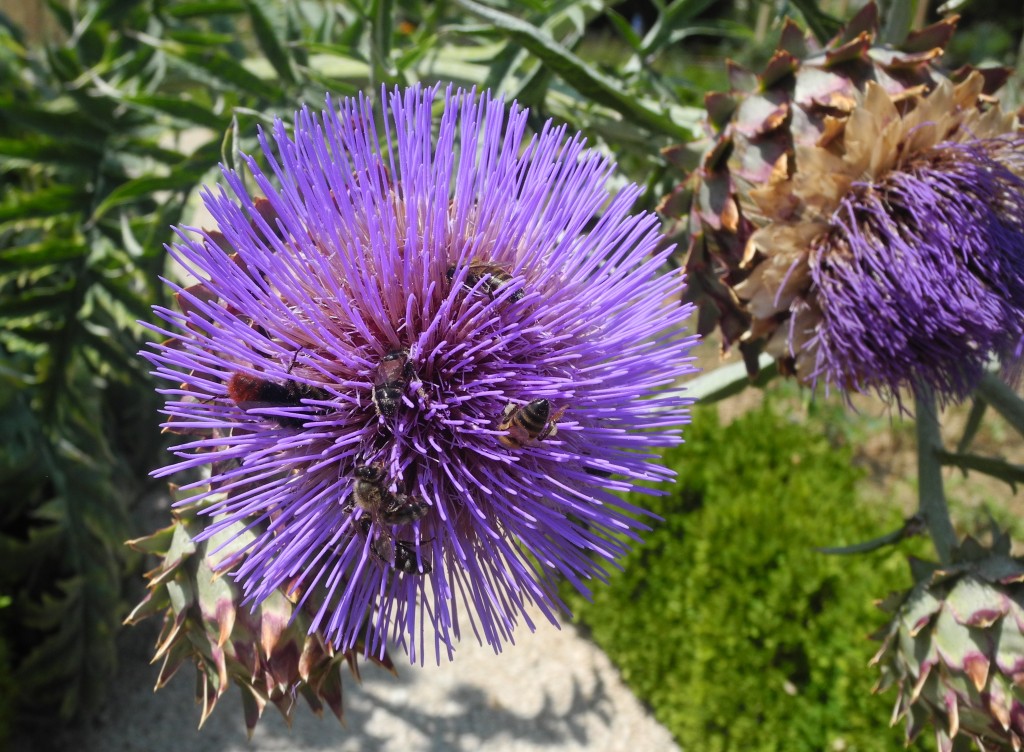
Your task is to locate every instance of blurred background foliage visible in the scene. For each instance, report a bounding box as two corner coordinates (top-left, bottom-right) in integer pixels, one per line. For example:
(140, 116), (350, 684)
(0, 0), (1021, 748)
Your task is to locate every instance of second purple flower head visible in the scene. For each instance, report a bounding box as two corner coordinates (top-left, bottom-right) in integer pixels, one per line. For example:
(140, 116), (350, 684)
(146, 85), (697, 661)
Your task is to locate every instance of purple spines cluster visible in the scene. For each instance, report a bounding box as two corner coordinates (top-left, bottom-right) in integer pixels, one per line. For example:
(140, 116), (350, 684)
(808, 137), (1024, 403)
(144, 85), (697, 662)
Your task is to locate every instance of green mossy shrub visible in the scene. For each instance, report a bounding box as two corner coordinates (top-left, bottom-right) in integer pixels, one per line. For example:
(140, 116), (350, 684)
(564, 402), (932, 752)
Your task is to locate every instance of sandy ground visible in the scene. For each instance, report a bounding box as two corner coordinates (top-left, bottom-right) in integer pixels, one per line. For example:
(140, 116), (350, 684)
(19, 606), (678, 752)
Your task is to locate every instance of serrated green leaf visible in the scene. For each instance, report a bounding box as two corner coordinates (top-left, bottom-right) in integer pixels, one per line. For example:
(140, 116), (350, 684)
(0, 238), (89, 271)
(93, 274), (160, 326)
(0, 185), (85, 223)
(15, 570), (119, 720)
(0, 136), (102, 168)
(175, 45), (283, 100)
(0, 281), (76, 317)
(0, 524), (65, 576)
(91, 173), (192, 221)
(19, 576), (84, 633)
(0, 100), (107, 144)
(80, 325), (144, 379)
(456, 0), (693, 141)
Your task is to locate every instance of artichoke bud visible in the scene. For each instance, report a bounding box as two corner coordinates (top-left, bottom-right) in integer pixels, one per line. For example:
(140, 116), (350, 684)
(872, 531), (1024, 751)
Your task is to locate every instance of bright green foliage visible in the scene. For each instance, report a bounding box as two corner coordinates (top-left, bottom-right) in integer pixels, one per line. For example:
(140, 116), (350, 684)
(564, 403), (934, 752)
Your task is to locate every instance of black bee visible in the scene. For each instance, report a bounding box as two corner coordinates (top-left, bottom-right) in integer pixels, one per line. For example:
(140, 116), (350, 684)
(350, 463), (431, 575)
(227, 372), (331, 428)
(446, 261), (525, 303)
(372, 349), (413, 418)
(391, 538), (432, 575)
(357, 517), (432, 575)
(498, 399), (565, 449)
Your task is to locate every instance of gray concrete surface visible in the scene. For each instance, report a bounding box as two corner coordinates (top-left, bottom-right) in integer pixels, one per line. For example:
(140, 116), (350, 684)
(25, 606), (678, 752)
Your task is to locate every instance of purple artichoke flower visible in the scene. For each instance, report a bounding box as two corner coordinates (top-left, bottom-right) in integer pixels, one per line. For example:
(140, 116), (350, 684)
(144, 85), (697, 662)
(730, 75), (1024, 405)
(812, 137), (1024, 401)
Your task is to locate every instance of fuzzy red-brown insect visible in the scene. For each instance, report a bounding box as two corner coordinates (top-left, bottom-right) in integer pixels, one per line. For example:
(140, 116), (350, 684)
(226, 372), (331, 428)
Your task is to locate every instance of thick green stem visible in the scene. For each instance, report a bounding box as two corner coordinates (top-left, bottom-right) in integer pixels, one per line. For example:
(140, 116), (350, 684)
(915, 387), (957, 564)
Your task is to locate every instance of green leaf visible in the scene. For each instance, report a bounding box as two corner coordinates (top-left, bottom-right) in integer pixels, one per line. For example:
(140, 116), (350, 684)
(80, 324), (144, 378)
(112, 140), (190, 166)
(684, 353), (776, 404)
(456, 0), (694, 141)
(786, 0), (843, 44)
(371, 0), (396, 80)
(244, 0), (298, 85)
(937, 450), (1024, 491)
(0, 281), (76, 317)
(182, 47), (283, 99)
(165, 0), (246, 17)
(639, 0), (718, 56)
(880, 0), (917, 46)
(91, 176), (187, 220)
(122, 94), (229, 130)
(605, 9), (644, 52)
(91, 134), (219, 221)
(956, 396), (988, 453)
(815, 516), (924, 555)
(166, 29), (238, 47)
(138, 32), (282, 100)
(975, 373), (1024, 442)
(0, 185), (84, 223)
(0, 136), (102, 168)
(0, 100), (107, 145)
(0, 238), (89, 271)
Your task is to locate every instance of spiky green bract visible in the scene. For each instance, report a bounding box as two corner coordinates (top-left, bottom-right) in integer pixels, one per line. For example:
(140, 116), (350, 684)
(125, 487), (394, 733)
(874, 531), (1024, 752)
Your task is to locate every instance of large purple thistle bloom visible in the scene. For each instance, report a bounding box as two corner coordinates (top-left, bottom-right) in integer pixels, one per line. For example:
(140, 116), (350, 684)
(809, 138), (1024, 402)
(144, 85), (697, 661)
